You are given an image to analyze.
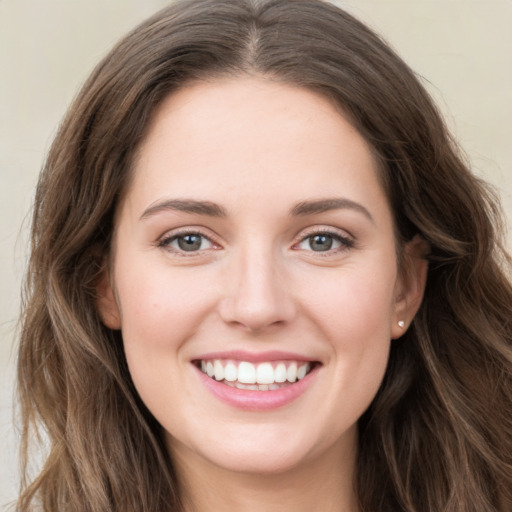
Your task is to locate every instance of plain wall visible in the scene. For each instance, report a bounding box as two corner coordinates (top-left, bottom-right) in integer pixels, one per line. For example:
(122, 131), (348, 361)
(1, 0), (511, 507)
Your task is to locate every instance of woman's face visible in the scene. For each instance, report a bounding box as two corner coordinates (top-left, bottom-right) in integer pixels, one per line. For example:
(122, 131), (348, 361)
(99, 77), (426, 477)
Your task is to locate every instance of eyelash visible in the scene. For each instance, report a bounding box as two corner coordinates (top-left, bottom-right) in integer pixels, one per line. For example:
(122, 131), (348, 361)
(292, 228), (355, 255)
(157, 228), (220, 256)
(157, 227), (355, 256)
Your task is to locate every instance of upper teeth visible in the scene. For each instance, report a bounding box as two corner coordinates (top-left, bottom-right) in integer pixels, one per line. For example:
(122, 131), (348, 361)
(200, 360), (311, 384)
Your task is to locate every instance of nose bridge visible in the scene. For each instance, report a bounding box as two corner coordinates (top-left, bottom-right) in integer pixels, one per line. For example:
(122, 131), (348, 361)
(219, 237), (294, 331)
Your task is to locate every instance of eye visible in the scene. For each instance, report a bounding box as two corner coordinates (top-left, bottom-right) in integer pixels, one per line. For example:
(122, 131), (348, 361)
(296, 231), (354, 253)
(159, 232), (215, 253)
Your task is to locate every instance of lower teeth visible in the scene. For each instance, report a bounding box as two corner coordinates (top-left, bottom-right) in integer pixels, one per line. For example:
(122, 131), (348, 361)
(222, 381), (293, 391)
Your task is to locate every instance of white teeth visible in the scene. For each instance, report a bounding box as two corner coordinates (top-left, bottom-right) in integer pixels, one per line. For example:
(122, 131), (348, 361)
(231, 382), (288, 391)
(256, 362), (275, 384)
(199, 359), (314, 388)
(213, 360), (224, 381)
(274, 363), (287, 383)
(286, 362), (297, 382)
(297, 363), (308, 380)
(238, 361), (256, 384)
(224, 362), (237, 382)
(234, 382), (258, 390)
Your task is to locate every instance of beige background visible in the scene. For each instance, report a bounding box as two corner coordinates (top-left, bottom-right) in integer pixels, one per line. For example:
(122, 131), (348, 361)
(1, 0), (511, 507)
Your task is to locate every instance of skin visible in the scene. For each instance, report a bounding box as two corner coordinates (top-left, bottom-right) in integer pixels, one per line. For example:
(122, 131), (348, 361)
(98, 77), (427, 512)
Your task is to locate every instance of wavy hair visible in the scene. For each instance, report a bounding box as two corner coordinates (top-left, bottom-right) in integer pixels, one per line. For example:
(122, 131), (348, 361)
(17, 0), (512, 510)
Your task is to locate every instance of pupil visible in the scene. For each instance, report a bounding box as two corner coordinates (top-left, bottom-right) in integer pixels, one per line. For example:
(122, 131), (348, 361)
(310, 234), (332, 251)
(178, 234), (202, 251)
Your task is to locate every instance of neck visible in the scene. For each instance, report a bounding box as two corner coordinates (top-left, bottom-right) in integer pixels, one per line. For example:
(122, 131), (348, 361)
(170, 437), (360, 512)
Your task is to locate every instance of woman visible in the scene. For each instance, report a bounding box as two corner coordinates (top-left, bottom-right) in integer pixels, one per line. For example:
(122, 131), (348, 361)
(17, 0), (512, 510)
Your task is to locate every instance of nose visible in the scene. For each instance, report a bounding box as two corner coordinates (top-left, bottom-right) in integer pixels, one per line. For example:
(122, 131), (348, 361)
(218, 247), (296, 333)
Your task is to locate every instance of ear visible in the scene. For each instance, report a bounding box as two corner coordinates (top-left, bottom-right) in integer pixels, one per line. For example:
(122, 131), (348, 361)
(391, 235), (429, 339)
(96, 264), (122, 330)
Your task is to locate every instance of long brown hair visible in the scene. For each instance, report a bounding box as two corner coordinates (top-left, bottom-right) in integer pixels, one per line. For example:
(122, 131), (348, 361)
(17, 0), (512, 510)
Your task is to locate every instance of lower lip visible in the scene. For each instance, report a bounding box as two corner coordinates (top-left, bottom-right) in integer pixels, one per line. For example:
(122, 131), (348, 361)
(194, 364), (320, 411)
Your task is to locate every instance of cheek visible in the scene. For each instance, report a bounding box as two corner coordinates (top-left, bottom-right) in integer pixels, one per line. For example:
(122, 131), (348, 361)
(114, 263), (221, 425)
(117, 261), (212, 333)
(301, 267), (396, 415)
(113, 259), (218, 383)
(302, 265), (397, 344)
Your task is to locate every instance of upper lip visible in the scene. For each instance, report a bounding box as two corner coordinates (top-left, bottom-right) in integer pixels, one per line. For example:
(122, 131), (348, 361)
(192, 350), (319, 363)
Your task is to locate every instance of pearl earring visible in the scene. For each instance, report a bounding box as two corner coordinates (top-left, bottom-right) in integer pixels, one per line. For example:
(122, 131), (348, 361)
(398, 320), (405, 328)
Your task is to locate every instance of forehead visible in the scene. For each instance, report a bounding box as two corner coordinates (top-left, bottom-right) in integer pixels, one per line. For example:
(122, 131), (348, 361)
(124, 77), (389, 220)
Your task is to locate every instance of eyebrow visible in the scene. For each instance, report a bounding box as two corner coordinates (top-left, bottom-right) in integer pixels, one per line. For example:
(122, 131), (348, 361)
(289, 198), (374, 223)
(140, 197), (374, 223)
(140, 199), (227, 220)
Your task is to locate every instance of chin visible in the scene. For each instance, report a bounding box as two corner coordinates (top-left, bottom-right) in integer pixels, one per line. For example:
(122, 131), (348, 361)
(207, 444), (311, 476)
(167, 421), (351, 478)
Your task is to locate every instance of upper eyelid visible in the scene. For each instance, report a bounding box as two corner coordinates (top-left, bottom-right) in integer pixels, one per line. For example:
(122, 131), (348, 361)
(295, 225), (354, 241)
(158, 226), (219, 242)
(156, 228), (223, 254)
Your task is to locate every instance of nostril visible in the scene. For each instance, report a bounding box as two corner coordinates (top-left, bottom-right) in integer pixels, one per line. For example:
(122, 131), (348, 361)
(218, 298), (295, 333)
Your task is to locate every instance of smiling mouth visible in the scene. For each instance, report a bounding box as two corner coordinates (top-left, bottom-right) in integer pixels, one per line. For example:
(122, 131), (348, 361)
(194, 359), (317, 391)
